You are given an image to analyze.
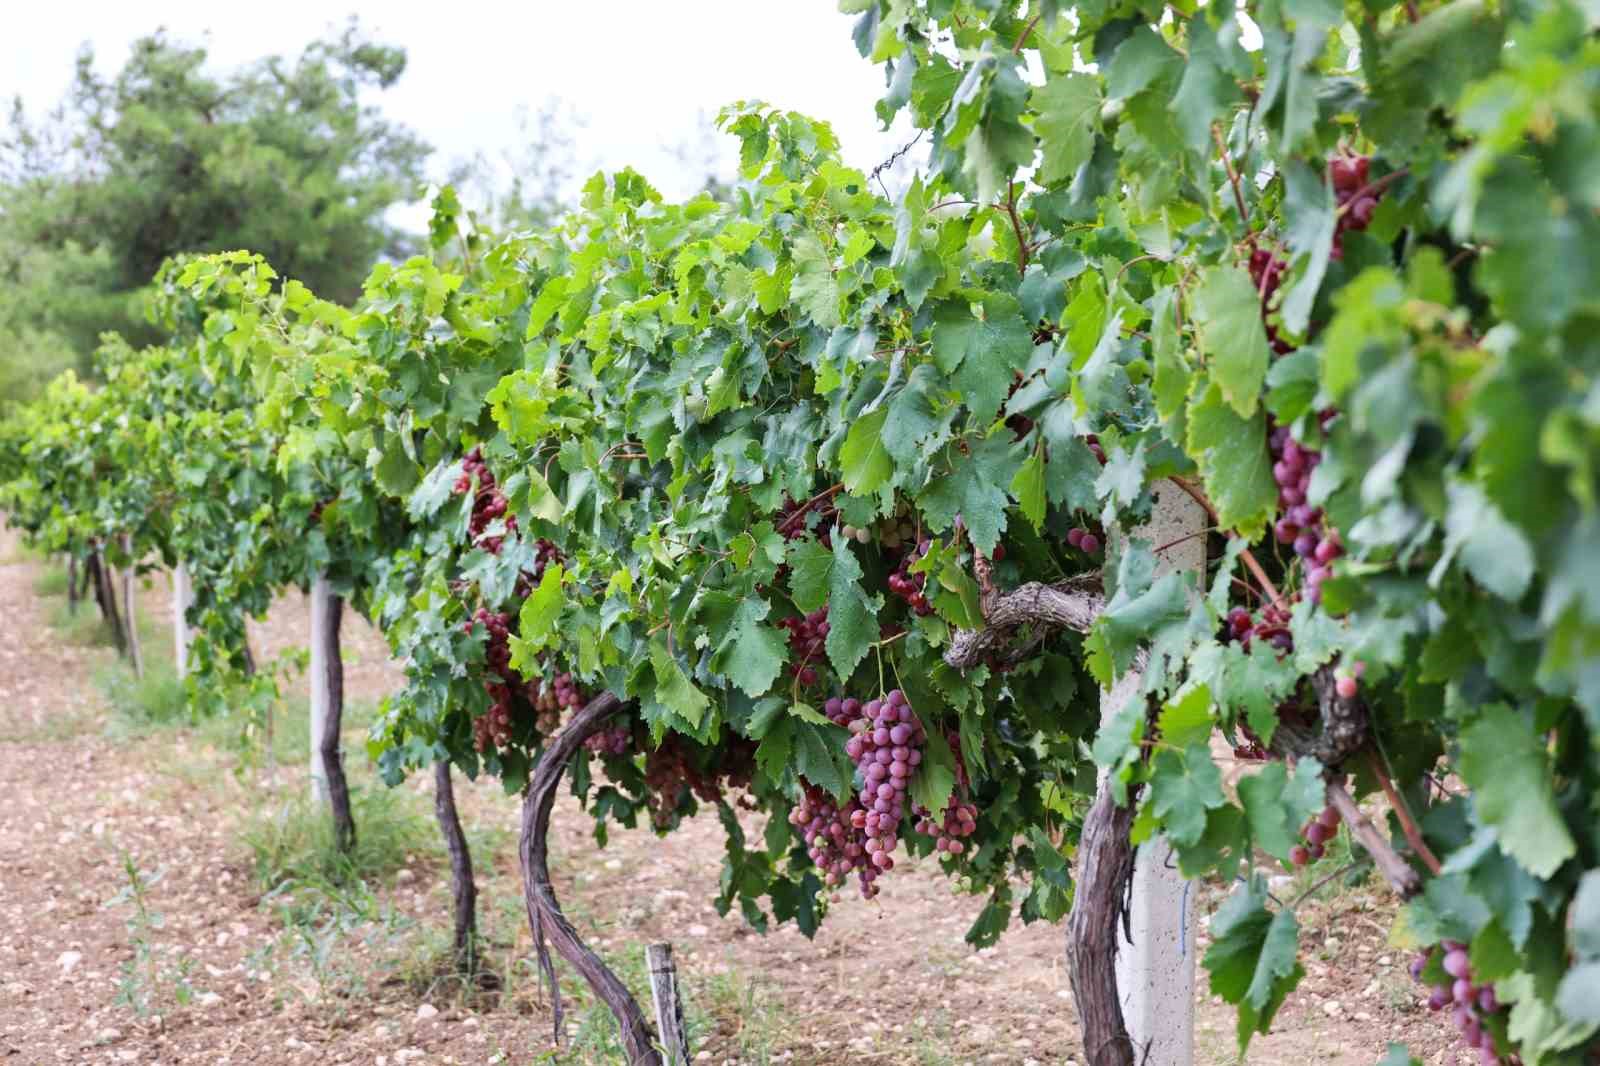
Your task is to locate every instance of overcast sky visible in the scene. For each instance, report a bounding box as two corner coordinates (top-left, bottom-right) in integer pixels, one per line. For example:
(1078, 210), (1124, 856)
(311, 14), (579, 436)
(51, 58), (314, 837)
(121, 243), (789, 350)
(0, 1), (920, 221)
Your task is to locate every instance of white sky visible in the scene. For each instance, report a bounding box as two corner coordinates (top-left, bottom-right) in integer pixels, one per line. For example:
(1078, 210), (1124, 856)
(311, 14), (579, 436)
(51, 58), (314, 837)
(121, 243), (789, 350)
(0, 1), (920, 222)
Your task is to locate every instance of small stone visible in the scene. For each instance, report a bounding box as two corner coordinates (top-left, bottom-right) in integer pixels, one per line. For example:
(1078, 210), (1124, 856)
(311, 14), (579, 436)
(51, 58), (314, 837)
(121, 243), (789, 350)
(57, 950), (82, 974)
(396, 869), (415, 884)
(197, 992), (222, 1008)
(694, 1053), (712, 1063)
(688, 924), (709, 937)
(1321, 1000), (1344, 1017)
(95, 1028), (122, 1043)
(416, 1004), (439, 1021)
(1377, 955), (1393, 966)
(1354, 1012), (1373, 1022)
(1325, 936), (1341, 951)
(394, 1051), (425, 1064)
(603, 858), (623, 871)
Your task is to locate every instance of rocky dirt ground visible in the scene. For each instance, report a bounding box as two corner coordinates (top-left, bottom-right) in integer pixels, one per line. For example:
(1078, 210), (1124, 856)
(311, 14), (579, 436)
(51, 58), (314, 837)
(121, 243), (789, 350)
(0, 525), (1467, 1065)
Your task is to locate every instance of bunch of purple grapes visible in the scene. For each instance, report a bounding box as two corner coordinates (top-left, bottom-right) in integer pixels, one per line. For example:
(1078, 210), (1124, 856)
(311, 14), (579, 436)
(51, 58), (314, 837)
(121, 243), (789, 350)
(1329, 154), (1382, 260)
(1289, 804), (1341, 867)
(585, 722), (633, 757)
(532, 670), (586, 733)
(916, 798), (978, 855)
(844, 690), (925, 877)
(1225, 602), (1295, 655)
(789, 781), (872, 894)
(1066, 525), (1102, 554)
(463, 608), (519, 752)
(780, 607), (829, 687)
(514, 537), (565, 597)
(454, 447), (518, 555)
(887, 540), (934, 617)
(1269, 427), (1344, 603)
(1411, 942), (1511, 1064)
(1248, 248), (1297, 356)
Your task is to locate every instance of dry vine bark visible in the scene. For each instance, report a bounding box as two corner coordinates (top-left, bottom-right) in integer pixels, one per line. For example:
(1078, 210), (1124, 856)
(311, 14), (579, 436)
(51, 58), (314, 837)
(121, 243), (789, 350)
(314, 590), (357, 853)
(434, 760), (479, 970)
(519, 692), (663, 1065)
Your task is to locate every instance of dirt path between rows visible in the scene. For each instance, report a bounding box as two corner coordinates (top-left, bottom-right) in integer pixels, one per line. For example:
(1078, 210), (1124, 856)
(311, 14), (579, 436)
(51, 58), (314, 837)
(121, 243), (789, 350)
(0, 526), (1462, 1065)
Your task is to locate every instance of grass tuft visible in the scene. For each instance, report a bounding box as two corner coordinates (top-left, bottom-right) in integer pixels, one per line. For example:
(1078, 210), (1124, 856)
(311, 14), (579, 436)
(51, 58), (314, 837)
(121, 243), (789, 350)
(32, 567), (70, 598)
(242, 784), (435, 894)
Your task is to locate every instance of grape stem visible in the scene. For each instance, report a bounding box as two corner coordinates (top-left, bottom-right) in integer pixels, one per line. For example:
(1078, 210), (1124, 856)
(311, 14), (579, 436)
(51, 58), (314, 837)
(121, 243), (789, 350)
(1291, 860), (1362, 909)
(1002, 182), (1030, 275)
(776, 483), (843, 536)
(1324, 780), (1422, 899)
(1366, 749), (1443, 876)
(1212, 123), (1252, 228)
(1012, 13), (1043, 53)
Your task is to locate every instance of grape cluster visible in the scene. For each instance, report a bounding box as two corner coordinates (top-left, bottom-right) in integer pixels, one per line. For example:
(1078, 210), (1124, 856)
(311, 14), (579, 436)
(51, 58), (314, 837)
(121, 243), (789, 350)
(1066, 525), (1102, 555)
(916, 797), (978, 855)
(876, 515), (919, 552)
(585, 722), (633, 757)
(1225, 601), (1295, 655)
(454, 447), (518, 555)
(919, 730), (980, 854)
(1247, 248), (1296, 356)
(789, 782), (873, 895)
(1411, 943), (1512, 1064)
(844, 690), (926, 878)
(780, 607), (829, 687)
(775, 492), (836, 546)
(531, 670), (586, 733)
(887, 539), (934, 617)
(514, 537), (565, 598)
(1329, 154), (1381, 260)
(643, 733), (758, 829)
(463, 607), (519, 752)
(1289, 803), (1340, 866)
(1269, 426), (1343, 603)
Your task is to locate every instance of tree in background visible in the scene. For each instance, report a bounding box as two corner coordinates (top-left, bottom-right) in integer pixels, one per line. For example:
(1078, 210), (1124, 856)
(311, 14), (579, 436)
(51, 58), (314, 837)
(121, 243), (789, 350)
(0, 20), (430, 384)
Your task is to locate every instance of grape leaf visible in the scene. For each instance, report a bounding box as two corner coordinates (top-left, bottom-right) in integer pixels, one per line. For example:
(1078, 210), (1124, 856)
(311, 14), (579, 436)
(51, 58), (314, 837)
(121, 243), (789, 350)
(822, 536), (877, 681)
(1192, 266), (1271, 417)
(650, 637), (710, 728)
(917, 433), (1023, 556)
(840, 406), (894, 494)
(1457, 707), (1577, 879)
(1186, 384), (1277, 539)
(711, 596), (786, 697)
(1032, 73), (1101, 186)
(790, 234), (842, 329)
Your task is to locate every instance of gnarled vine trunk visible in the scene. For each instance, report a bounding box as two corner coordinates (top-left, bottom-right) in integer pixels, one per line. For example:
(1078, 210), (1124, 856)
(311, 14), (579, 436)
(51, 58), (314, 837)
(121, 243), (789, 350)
(1066, 780), (1139, 1066)
(519, 692), (661, 1065)
(66, 552), (80, 615)
(88, 548), (128, 655)
(434, 760), (478, 971)
(310, 582), (356, 852)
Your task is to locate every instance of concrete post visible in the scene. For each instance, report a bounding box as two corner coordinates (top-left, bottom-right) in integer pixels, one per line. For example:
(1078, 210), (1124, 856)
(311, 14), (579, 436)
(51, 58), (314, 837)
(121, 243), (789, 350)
(172, 564), (193, 680)
(1102, 481), (1205, 1063)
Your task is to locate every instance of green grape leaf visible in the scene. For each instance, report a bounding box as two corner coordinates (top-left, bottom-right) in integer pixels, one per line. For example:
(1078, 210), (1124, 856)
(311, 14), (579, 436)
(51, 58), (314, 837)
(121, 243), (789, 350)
(1457, 708), (1577, 878)
(1192, 266), (1271, 418)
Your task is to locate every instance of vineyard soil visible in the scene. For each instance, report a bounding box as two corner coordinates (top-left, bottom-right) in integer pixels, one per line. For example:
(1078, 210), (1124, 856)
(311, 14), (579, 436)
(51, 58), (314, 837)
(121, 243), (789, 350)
(0, 528), (1464, 1064)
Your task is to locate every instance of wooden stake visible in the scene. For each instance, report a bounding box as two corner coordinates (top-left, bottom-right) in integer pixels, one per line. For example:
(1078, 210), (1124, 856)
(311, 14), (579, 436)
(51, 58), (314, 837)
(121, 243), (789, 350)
(646, 943), (690, 1066)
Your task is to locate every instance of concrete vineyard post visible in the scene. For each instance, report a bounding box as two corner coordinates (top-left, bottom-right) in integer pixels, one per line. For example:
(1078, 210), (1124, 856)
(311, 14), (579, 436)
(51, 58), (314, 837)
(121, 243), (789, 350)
(1101, 482), (1205, 1064)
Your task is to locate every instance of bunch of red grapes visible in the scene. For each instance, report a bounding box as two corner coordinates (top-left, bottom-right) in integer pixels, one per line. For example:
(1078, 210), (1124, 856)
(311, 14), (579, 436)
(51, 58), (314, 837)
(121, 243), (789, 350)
(585, 722), (633, 757)
(915, 729), (979, 855)
(1411, 942), (1514, 1064)
(454, 447), (518, 555)
(1289, 803), (1340, 866)
(1329, 153), (1381, 259)
(1270, 426), (1344, 603)
(843, 690), (926, 878)
(643, 733), (758, 829)
(531, 670), (585, 734)
(775, 492), (836, 546)
(514, 537), (565, 597)
(789, 782), (873, 895)
(463, 607), (517, 751)
(1225, 601), (1295, 655)
(887, 539), (934, 617)
(780, 607), (829, 687)
(1066, 525), (1102, 554)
